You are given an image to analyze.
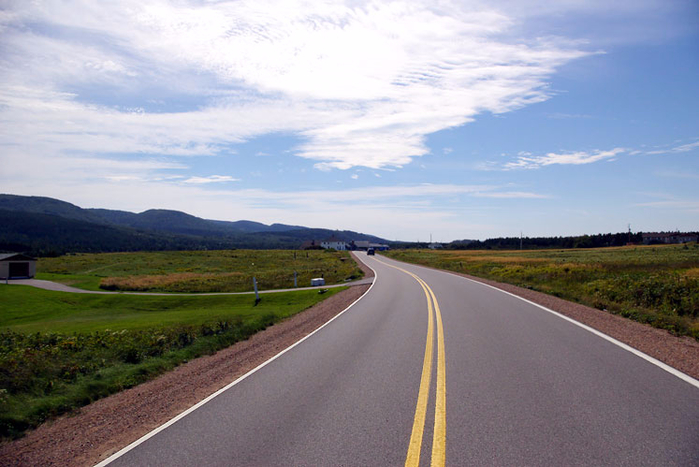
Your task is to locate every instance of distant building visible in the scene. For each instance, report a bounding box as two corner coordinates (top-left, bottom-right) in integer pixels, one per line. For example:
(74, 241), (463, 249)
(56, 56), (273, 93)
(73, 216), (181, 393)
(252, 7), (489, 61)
(352, 240), (390, 251)
(0, 253), (37, 279)
(321, 237), (349, 251)
(641, 232), (698, 245)
(352, 240), (371, 250)
(428, 243), (444, 250)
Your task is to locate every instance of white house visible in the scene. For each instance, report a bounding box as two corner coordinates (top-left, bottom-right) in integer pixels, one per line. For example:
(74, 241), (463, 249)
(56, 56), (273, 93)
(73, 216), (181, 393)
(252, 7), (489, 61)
(321, 237), (349, 250)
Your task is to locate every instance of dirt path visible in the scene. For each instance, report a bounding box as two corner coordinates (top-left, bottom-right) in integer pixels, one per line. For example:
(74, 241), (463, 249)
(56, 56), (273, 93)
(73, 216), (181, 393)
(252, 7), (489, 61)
(4, 277), (372, 295)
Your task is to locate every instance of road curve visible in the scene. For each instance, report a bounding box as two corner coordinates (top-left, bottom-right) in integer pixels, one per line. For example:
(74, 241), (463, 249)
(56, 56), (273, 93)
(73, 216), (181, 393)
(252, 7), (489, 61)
(100, 252), (699, 466)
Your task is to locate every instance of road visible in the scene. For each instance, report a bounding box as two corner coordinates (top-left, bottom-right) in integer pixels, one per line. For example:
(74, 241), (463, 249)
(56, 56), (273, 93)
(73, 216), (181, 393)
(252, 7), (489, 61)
(101, 252), (699, 466)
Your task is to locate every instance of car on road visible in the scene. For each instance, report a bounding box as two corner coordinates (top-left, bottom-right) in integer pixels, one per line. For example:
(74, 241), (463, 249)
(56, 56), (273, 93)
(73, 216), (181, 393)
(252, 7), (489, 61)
(367, 248), (375, 255)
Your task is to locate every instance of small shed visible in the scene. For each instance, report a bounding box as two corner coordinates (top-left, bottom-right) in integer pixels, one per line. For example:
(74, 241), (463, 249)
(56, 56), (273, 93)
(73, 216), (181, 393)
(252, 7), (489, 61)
(0, 253), (37, 279)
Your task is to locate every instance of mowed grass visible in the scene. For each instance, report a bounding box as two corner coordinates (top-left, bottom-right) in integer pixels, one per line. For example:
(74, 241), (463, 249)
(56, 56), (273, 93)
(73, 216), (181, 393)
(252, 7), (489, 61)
(37, 249), (362, 293)
(0, 284), (339, 333)
(384, 243), (699, 339)
(0, 284), (344, 439)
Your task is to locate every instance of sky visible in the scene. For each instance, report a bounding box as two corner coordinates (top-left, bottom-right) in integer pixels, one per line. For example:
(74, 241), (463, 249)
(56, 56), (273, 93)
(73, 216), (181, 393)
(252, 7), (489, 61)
(1, 0), (697, 242)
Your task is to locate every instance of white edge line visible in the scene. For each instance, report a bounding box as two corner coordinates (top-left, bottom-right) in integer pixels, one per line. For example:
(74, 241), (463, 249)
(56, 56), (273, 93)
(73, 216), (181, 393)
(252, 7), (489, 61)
(95, 256), (378, 467)
(381, 255), (699, 390)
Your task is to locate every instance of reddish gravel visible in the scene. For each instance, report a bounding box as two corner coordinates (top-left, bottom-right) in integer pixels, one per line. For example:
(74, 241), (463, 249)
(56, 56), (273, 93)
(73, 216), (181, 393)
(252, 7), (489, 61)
(0, 284), (370, 467)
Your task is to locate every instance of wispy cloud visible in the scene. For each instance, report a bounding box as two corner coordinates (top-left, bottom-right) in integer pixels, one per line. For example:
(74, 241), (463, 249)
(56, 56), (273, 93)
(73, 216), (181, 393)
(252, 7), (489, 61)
(489, 138), (699, 171)
(635, 200), (699, 213)
(183, 175), (240, 184)
(472, 191), (550, 199)
(646, 140), (699, 155)
(503, 148), (626, 169)
(0, 1), (594, 171)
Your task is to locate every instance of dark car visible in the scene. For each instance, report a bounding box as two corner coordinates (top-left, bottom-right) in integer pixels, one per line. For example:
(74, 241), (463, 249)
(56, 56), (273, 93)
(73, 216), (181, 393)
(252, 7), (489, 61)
(367, 248), (375, 255)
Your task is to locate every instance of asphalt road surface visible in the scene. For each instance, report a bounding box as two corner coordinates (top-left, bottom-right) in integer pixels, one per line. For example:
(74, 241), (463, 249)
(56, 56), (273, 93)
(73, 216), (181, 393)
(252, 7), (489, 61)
(102, 252), (699, 466)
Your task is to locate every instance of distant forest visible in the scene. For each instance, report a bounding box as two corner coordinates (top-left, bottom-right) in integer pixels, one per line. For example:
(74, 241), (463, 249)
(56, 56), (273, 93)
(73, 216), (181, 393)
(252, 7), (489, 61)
(403, 232), (651, 250)
(448, 232), (642, 249)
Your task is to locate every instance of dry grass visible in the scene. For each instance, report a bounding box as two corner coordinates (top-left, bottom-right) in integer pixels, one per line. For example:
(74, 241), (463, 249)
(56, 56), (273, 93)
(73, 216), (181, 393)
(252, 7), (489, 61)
(38, 249), (363, 293)
(100, 272), (245, 292)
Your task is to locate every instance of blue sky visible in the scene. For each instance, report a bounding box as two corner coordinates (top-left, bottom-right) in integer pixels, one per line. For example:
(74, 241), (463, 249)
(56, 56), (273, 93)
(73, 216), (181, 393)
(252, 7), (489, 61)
(1, 1), (697, 242)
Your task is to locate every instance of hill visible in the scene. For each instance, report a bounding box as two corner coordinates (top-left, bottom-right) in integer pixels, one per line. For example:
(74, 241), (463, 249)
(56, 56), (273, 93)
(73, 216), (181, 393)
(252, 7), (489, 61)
(0, 194), (389, 255)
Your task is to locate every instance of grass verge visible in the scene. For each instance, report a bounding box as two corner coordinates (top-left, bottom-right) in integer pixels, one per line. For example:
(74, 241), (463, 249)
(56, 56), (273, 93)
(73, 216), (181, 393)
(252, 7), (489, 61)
(0, 285), (343, 439)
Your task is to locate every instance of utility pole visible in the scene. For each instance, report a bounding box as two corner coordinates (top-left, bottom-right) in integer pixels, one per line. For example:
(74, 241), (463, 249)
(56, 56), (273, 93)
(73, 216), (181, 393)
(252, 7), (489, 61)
(520, 231), (523, 250)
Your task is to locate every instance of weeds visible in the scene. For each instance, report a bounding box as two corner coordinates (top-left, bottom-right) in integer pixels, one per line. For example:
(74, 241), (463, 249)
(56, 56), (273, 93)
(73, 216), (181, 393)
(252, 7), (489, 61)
(0, 315), (277, 439)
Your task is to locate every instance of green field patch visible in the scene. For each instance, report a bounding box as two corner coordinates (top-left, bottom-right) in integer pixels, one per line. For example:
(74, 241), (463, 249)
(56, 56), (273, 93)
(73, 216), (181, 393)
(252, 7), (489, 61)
(35, 272), (103, 291)
(37, 249), (363, 293)
(385, 243), (699, 339)
(0, 284), (344, 438)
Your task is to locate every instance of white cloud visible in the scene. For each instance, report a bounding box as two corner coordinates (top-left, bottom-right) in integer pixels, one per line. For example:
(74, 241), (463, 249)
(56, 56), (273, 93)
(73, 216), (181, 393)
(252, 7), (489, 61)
(645, 140), (699, 155)
(183, 175), (240, 184)
(493, 139), (698, 171)
(635, 200), (699, 213)
(504, 148), (626, 169)
(0, 0), (595, 171)
(472, 191), (550, 199)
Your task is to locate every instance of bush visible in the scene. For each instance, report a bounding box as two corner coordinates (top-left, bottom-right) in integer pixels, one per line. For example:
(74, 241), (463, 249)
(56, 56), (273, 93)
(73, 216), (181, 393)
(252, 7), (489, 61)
(0, 316), (273, 439)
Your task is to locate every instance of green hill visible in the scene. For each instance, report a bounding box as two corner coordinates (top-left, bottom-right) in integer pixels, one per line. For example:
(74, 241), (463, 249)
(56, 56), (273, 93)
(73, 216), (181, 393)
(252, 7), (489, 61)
(0, 194), (390, 254)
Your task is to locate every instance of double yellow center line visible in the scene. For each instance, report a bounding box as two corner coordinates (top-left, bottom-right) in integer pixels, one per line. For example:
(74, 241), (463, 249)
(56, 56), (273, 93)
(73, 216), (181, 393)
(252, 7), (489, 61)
(376, 259), (446, 466)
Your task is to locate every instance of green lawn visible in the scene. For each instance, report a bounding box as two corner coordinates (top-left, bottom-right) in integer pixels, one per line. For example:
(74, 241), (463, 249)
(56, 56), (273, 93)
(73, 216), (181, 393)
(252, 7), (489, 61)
(384, 243), (699, 339)
(0, 284), (338, 333)
(37, 249), (363, 293)
(0, 284), (344, 439)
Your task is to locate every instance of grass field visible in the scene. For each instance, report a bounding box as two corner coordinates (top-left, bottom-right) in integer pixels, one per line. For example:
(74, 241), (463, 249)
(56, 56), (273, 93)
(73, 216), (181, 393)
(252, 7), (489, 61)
(384, 243), (699, 339)
(0, 284), (344, 438)
(37, 249), (363, 293)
